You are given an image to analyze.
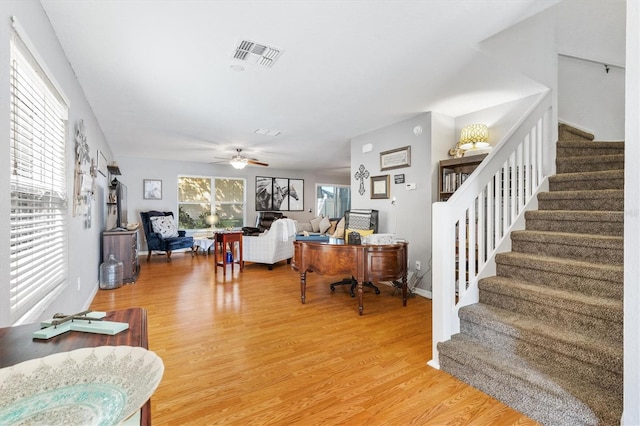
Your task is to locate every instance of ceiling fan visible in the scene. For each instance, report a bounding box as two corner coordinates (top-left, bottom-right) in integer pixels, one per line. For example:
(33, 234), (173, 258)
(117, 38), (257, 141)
(217, 148), (269, 169)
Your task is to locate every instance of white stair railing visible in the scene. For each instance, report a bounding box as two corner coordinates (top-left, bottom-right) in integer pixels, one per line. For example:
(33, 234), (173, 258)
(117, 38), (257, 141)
(429, 90), (555, 369)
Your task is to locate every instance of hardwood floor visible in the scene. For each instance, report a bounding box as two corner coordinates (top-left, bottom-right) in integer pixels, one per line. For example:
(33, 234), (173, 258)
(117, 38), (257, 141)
(91, 252), (538, 425)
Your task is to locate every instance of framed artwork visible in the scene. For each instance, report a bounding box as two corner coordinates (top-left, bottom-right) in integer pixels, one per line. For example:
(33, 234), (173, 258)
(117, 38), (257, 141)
(255, 176), (304, 211)
(143, 179), (162, 200)
(380, 145), (411, 171)
(288, 179), (304, 211)
(97, 150), (107, 176)
(394, 174), (405, 184)
(370, 175), (390, 199)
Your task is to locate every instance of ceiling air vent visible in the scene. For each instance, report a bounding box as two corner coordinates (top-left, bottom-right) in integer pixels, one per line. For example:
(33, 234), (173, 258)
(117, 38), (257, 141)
(232, 39), (283, 69)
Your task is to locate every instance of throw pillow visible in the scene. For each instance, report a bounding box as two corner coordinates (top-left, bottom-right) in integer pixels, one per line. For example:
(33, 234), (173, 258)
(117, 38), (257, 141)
(296, 222), (313, 233)
(327, 219), (338, 235)
(346, 228), (374, 237)
(332, 217), (346, 239)
(150, 215), (179, 238)
(310, 216), (323, 233)
(318, 216), (331, 234)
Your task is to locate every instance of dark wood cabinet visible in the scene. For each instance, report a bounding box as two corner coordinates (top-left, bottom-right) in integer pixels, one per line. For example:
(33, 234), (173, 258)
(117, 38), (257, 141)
(103, 229), (139, 283)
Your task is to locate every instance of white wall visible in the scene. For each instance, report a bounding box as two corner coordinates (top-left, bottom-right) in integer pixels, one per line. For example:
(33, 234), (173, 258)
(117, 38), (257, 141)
(557, 0), (627, 140)
(350, 113), (434, 292)
(477, 5), (559, 142)
(623, 1), (640, 423)
(558, 0), (626, 67)
(115, 155), (348, 248)
(0, 1), (115, 326)
(430, 112), (456, 202)
(558, 56), (625, 140)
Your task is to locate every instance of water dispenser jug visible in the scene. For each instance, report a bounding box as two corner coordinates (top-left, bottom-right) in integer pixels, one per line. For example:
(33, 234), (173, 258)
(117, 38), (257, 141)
(99, 254), (124, 290)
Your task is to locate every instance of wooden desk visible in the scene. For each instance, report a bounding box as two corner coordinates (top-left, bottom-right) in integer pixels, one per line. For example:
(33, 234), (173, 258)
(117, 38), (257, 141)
(292, 240), (408, 315)
(213, 231), (244, 276)
(0, 308), (150, 425)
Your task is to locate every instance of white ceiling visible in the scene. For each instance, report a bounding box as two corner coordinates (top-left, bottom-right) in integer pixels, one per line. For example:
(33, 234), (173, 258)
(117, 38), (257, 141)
(40, 0), (558, 174)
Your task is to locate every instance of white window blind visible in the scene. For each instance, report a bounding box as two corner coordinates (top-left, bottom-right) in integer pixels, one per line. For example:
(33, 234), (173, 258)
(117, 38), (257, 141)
(9, 28), (69, 325)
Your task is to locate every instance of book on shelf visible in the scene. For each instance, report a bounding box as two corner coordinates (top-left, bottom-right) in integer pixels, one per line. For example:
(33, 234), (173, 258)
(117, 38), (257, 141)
(442, 171), (471, 193)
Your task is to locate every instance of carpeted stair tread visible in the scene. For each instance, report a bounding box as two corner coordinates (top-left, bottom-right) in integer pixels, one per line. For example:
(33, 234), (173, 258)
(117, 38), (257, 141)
(459, 304), (622, 392)
(495, 252), (623, 299)
(537, 189), (624, 211)
(495, 251), (623, 283)
(479, 276), (622, 343)
(459, 303), (622, 375)
(510, 230), (623, 264)
(558, 123), (595, 142)
(538, 188), (623, 200)
(524, 210), (623, 236)
(556, 140), (625, 157)
(438, 334), (622, 425)
(550, 169), (624, 182)
(548, 169), (624, 191)
(556, 154), (624, 174)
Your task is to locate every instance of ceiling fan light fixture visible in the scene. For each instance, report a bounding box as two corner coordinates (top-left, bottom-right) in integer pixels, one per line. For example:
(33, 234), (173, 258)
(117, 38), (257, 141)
(230, 158), (248, 169)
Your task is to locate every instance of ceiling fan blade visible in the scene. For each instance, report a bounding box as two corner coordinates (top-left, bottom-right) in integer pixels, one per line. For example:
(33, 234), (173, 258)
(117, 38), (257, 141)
(247, 159), (269, 167)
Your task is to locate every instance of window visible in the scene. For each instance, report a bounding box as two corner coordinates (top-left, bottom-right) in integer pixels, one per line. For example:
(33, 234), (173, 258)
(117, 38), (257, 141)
(178, 176), (245, 230)
(9, 24), (69, 325)
(316, 184), (350, 218)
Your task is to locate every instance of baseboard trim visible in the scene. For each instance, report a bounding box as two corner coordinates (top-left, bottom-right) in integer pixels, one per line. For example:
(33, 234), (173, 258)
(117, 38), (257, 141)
(413, 288), (432, 299)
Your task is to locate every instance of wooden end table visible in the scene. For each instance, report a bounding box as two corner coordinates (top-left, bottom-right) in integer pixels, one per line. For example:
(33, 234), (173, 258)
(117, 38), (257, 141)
(213, 231), (244, 276)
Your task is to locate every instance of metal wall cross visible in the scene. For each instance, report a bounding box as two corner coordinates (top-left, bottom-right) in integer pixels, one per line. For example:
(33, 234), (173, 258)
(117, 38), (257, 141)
(354, 164), (369, 195)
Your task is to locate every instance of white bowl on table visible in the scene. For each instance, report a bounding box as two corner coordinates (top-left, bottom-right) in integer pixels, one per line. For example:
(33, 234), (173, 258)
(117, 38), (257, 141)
(0, 346), (164, 425)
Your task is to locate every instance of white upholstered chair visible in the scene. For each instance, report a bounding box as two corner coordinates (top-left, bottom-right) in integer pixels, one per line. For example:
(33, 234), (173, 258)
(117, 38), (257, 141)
(242, 218), (296, 270)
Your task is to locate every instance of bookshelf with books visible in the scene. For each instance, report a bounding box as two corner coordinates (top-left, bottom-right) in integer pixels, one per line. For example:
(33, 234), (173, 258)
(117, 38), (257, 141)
(438, 153), (488, 201)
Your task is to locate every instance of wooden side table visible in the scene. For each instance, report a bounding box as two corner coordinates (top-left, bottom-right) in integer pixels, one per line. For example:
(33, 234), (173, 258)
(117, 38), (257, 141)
(214, 231), (243, 276)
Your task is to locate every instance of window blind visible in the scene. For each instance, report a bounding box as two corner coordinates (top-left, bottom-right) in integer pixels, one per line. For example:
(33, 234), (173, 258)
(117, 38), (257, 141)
(9, 29), (69, 325)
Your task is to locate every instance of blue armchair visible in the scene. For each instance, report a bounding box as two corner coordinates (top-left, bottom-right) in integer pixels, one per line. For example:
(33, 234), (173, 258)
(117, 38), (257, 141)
(140, 211), (194, 261)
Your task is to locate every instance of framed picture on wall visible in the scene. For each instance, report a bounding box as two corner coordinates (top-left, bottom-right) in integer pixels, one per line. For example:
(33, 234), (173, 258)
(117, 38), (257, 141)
(256, 176), (273, 211)
(288, 179), (304, 211)
(97, 150), (107, 176)
(380, 145), (411, 171)
(255, 177), (304, 211)
(370, 175), (390, 199)
(275, 177), (289, 210)
(143, 179), (162, 200)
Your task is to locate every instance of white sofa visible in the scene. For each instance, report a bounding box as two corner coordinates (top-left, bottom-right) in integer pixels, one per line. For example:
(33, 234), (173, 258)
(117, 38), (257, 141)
(242, 218), (296, 270)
